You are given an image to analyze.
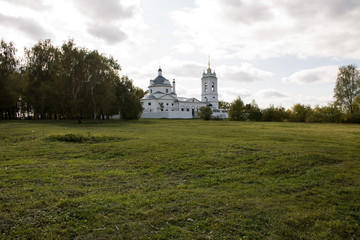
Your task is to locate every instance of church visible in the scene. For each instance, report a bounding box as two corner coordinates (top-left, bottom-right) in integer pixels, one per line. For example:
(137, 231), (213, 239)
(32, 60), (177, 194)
(140, 62), (228, 119)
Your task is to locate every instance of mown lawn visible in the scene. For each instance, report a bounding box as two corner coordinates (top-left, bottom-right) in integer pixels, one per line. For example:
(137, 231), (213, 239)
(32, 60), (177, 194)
(0, 119), (359, 239)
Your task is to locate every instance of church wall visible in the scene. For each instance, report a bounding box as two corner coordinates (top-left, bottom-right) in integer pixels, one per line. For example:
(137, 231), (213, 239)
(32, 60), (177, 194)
(141, 111), (193, 119)
(149, 86), (172, 94)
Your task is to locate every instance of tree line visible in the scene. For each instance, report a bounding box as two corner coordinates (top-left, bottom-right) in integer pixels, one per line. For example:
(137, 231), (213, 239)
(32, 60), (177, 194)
(0, 39), (144, 122)
(201, 64), (360, 123)
(225, 65), (360, 123)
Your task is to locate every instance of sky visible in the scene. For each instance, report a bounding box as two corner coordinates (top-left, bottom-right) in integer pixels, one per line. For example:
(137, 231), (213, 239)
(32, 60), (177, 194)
(1, 0), (360, 108)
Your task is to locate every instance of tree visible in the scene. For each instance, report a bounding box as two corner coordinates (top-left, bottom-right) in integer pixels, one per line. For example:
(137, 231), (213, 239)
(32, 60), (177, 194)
(306, 104), (343, 123)
(51, 40), (89, 122)
(262, 105), (289, 122)
(219, 100), (230, 109)
(25, 39), (59, 119)
(334, 65), (360, 114)
(290, 104), (312, 122)
(198, 106), (212, 120)
(247, 100), (262, 121)
(114, 76), (144, 120)
(0, 40), (20, 119)
(229, 97), (246, 121)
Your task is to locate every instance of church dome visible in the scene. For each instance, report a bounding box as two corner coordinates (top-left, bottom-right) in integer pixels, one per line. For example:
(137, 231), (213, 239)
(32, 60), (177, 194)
(154, 75), (169, 85)
(151, 68), (171, 86)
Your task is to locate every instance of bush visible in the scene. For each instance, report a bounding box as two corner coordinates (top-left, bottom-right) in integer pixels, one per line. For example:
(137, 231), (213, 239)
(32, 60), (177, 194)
(229, 97), (246, 121)
(262, 105), (289, 122)
(198, 106), (212, 120)
(247, 100), (262, 121)
(46, 133), (122, 143)
(306, 104), (343, 123)
(290, 104), (312, 122)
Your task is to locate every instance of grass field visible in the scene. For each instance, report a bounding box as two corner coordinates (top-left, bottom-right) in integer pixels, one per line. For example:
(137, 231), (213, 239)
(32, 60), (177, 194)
(0, 119), (359, 239)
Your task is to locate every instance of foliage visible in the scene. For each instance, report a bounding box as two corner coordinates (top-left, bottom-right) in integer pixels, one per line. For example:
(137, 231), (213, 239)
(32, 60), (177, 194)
(246, 100), (262, 121)
(25, 39), (60, 119)
(218, 100), (230, 109)
(46, 133), (125, 143)
(0, 40), (20, 119)
(0, 120), (359, 239)
(114, 76), (145, 120)
(334, 64), (360, 114)
(229, 97), (246, 121)
(198, 106), (212, 120)
(262, 105), (289, 122)
(306, 104), (343, 123)
(289, 104), (312, 122)
(0, 39), (143, 121)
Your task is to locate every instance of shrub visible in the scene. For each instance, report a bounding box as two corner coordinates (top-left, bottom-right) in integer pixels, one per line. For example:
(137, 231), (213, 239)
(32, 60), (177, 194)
(46, 133), (123, 143)
(229, 97), (246, 121)
(262, 105), (289, 122)
(198, 106), (213, 120)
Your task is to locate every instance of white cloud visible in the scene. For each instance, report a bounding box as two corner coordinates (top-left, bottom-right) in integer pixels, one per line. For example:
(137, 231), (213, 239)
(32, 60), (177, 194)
(282, 66), (339, 84)
(255, 89), (288, 99)
(217, 64), (273, 83)
(171, 0), (360, 60)
(220, 88), (251, 102)
(172, 43), (196, 54)
(252, 89), (333, 108)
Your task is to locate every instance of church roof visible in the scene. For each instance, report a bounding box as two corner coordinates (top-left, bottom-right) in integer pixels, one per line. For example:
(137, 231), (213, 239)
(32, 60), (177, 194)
(143, 94), (156, 100)
(153, 75), (171, 85)
(149, 67), (172, 86)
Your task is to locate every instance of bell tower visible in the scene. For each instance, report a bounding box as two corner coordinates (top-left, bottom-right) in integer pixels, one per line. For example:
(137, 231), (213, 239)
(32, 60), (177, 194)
(201, 59), (218, 109)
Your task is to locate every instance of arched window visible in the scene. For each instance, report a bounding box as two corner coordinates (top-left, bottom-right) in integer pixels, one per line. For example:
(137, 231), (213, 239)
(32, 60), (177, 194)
(212, 82), (215, 92)
(204, 82), (208, 92)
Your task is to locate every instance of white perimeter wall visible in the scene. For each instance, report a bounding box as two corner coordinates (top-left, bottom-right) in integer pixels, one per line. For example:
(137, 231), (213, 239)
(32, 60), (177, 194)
(141, 111), (193, 119)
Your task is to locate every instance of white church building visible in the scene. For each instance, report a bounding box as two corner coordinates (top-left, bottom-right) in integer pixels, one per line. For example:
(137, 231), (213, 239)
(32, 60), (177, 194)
(140, 63), (228, 119)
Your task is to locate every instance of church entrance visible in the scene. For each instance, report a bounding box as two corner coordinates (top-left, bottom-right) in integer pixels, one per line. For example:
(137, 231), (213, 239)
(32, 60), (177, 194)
(192, 109), (195, 117)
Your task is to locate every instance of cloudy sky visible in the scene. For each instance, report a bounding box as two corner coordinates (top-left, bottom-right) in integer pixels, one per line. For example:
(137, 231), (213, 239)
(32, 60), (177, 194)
(1, 0), (360, 108)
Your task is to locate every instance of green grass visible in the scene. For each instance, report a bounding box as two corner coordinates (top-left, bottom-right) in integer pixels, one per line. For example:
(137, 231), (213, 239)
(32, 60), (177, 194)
(0, 119), (359, 239)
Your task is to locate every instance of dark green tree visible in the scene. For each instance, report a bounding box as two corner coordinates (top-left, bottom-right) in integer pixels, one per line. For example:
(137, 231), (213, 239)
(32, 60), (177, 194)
(262, 105), (289, 122)
(114, 76), (144, 120)
(25, 39), (59, 119)
(247, 100), (262, 121)
(334, 65), (360, 114)
(229, 97), (246, 121)
(0, 40), (20, 119)
(51, 40), (89, 121)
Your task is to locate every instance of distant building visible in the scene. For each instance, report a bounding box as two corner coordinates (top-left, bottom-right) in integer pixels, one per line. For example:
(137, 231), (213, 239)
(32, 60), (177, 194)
(140, 62), (228, 119)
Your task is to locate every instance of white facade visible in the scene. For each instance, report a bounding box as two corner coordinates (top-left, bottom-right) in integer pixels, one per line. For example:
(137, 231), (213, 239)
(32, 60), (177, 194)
(201, 62), (219, 109)
(141, 65), (228, 119)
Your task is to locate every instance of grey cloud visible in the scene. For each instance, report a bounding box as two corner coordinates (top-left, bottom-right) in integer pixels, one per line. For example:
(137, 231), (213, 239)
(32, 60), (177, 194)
(281, 0), (360, 19)
(223, 71), (259, 83)
(218, 65), (273, 83)
(259, 90), (287, 98)
(222, 0), (274, 24)
(3, 0), (49, 11)
(0, 13), (51, 40)
(88, 24), (127, 44)
(75, 0), (134, 22)
(169, 63), (204, 78)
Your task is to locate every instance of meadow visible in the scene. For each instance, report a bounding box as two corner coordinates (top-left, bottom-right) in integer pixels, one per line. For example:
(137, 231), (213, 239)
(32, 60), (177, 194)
(0, 119), (359, 239)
